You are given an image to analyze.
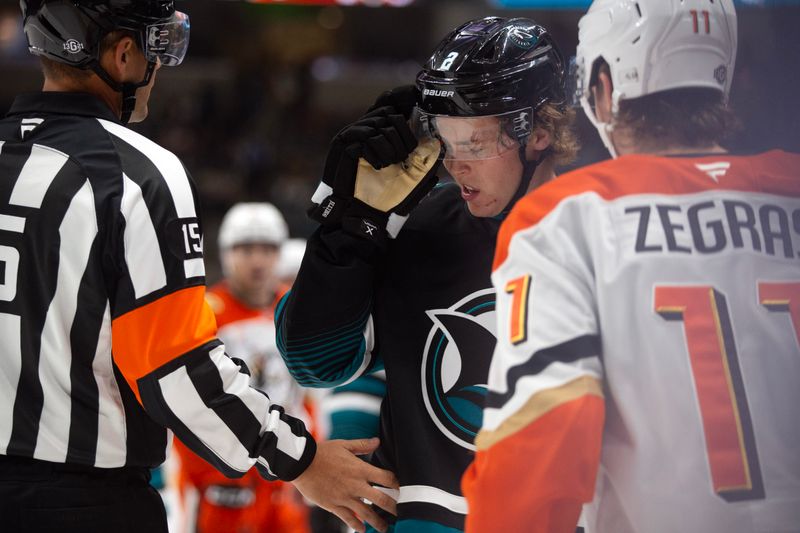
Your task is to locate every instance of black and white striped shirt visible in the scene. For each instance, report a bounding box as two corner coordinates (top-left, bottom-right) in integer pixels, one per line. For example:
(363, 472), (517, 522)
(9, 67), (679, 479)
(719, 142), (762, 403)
(0, 92), (315, 481)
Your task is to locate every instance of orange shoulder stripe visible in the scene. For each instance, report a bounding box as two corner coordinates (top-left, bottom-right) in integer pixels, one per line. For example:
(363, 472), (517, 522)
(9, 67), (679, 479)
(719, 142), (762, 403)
(112, 285), (218, 402)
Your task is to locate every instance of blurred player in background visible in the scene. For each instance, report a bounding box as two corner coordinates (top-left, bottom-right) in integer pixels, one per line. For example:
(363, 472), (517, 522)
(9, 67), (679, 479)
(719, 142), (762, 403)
(276, 238), (309, 286)
(173, 203), (312, 533)
(278, 16), (577, 533)
(464, 1), (800, 532)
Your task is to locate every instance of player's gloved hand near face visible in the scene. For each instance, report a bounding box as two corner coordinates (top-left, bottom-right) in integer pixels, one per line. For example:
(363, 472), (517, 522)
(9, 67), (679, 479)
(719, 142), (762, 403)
(309, 85), (443, 247)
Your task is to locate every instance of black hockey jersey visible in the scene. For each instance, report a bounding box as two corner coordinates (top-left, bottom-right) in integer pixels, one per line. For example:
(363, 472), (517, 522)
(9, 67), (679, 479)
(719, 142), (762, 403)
(278, 183), (500, 530)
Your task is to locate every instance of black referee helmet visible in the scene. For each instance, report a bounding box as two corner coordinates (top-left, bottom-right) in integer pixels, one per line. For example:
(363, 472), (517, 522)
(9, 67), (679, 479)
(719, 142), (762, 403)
(20, 0), (190, 122)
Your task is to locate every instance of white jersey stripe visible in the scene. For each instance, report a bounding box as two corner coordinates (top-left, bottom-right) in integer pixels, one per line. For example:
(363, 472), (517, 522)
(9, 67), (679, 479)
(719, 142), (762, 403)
(271, 413), (306, 462)
(98, 119), (197, 219)
(92, 303), (127, 468)
(121, 174), (167, 298)
(0, 214), (25, 233)
(35, 179), (98, 462)
(9, 144), (69, 209)
(398, 485), (468, 515)
(159, 352), (252, 474)
(320, 392), (382, 417)
(339, 316), (376, 387)
(0, 313), (21, 455)
(206, 347), (307, 462)
(184, 257), (205, 279)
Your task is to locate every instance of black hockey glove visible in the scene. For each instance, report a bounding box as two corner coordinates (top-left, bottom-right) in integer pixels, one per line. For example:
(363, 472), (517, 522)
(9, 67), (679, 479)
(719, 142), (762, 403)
(309, 85), (443, 248)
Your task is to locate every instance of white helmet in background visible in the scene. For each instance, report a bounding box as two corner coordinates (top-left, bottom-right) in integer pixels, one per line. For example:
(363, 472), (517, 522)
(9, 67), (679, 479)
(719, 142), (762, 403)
(218, 202), (288, 250)
(575, 0), (738, 156)
(275, 238), (307, 284)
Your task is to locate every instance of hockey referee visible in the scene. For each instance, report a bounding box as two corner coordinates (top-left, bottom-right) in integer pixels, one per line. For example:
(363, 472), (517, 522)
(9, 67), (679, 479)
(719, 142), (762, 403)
(0, 2), (397, 532)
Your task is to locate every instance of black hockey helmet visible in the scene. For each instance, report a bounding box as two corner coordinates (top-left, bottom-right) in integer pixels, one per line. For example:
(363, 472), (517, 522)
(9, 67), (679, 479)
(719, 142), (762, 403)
(20, 0), (189, 122)
(417, 17), (565, 120)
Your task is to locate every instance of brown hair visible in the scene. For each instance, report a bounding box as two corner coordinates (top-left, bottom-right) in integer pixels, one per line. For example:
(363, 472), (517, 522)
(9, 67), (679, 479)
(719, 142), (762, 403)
(615, 88), (741, 150)
(591, 60), (740, 151)
(533, 102), (579, 166)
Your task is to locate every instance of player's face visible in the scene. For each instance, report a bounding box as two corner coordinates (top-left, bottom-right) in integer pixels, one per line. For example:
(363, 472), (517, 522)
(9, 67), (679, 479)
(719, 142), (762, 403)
(437, 116), (523, 218)
(225, 242), (280, 298)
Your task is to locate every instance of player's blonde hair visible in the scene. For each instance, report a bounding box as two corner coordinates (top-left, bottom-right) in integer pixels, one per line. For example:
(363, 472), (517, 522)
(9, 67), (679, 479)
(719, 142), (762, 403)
(533, 102), (579, 166)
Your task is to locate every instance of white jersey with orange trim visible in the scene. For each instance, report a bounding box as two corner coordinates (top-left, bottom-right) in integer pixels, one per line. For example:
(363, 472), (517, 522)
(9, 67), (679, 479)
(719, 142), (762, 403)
(463, 150), (800, 533)
(207, 282), (308, 419)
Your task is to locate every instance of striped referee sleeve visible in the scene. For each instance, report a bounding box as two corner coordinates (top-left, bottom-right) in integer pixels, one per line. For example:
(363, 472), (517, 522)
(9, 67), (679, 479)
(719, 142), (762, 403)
(101, 120), (314, 481)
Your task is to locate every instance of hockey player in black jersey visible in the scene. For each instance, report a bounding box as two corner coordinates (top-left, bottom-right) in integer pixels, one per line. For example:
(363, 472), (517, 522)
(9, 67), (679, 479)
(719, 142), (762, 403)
(277, 16), (577, 533)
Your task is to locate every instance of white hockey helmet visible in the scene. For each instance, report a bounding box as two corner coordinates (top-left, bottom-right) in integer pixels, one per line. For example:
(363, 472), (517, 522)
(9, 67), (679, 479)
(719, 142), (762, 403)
(575, 0), (737, 156)
(218, 202), (288, 250)
(275, 238), (307, 283)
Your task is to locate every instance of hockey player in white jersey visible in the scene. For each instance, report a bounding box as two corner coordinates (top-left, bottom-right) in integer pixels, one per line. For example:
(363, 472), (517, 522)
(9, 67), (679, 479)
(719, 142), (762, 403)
(463, 1), (800, 532)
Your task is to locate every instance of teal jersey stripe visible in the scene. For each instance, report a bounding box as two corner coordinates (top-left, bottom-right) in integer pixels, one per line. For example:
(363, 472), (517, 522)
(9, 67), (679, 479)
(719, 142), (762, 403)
(367, 519), (463, 533)
(329, 411), (380, 440)
(333, 374), (386, 398)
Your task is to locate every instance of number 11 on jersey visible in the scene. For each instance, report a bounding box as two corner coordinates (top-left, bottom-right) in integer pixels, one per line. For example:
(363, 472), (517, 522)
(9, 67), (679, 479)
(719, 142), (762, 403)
(655, 282), (800, 502)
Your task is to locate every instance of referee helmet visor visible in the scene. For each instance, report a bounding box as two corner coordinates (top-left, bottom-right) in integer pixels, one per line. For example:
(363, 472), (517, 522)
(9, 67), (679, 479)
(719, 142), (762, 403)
(142, 11), (189, 66)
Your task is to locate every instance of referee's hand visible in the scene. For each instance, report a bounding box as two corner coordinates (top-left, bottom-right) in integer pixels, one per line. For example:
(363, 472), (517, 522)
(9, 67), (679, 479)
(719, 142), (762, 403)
(292, 437), (399, 533)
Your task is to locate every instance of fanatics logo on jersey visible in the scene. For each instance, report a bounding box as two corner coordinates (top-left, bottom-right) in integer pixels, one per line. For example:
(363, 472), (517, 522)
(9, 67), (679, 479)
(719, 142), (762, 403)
(695, 161), (731, 182)
(20, 118), (43, 140)
(421, 289), (496, 451)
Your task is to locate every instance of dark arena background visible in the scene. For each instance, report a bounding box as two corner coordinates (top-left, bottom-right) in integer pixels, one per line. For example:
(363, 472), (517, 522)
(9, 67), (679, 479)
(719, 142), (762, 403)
(1, 0), (798, 282)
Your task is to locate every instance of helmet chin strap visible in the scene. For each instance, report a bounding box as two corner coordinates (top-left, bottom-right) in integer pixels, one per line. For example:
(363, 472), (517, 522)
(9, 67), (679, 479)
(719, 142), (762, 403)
(497, 144), (540, 218)
(90, 60), (157, 124)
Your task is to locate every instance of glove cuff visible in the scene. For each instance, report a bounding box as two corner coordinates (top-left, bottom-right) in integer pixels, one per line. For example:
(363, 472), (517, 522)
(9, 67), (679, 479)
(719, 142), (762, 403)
(310, 194), (398, 249)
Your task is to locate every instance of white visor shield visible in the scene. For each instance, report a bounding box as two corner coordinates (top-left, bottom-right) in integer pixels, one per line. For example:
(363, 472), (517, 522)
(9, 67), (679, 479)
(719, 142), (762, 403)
(413, 108), (530, 161)
(144, 11), (190, 66)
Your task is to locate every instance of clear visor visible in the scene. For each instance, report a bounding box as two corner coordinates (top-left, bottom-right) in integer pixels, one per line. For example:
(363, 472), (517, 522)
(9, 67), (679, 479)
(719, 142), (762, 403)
(144, 11), (190, 66)
(412, 108), (529, 161)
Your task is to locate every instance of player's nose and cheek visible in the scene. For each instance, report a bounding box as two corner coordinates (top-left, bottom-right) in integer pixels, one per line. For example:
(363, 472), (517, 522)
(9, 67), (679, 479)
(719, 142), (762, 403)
(444, 157), (474, 180)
